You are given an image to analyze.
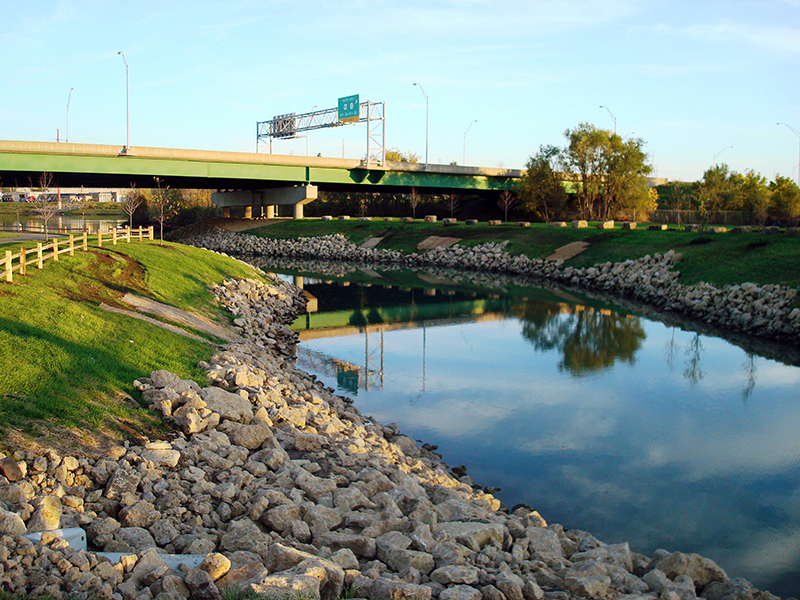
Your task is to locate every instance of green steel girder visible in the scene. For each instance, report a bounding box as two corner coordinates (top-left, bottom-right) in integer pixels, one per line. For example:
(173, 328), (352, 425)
(0, 142), (519, 195)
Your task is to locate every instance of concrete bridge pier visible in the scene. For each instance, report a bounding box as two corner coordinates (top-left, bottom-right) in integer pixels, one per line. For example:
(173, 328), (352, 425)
(212, 185), (317, 219)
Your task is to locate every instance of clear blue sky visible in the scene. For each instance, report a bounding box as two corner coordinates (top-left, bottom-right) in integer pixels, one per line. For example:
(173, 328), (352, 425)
(2, 0), (799, 183)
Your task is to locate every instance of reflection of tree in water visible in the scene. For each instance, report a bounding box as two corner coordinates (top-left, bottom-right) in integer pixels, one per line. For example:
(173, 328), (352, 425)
(684, 332), (705, 385)
(515, 301), (646, 376)
(742, 353), (756, 401)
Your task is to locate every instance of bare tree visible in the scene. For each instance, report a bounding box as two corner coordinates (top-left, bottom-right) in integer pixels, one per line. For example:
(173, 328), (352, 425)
(497, 190), (517, 222)
(73, 186), (93, 230)
(123, 184), (145, 228)
(409, 187), (421, 219)
(31, 172), (60, 240)
(149, 177), (177, 245)
(443, 192), (460, 218)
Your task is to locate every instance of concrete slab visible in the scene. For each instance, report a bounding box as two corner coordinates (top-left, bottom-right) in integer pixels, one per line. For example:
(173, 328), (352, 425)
(361, 237), (383, 249)
(417, 236), (461, 250)
(545, 241), (589, 261)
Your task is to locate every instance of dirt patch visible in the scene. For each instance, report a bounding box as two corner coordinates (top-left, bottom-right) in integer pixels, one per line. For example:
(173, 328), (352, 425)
(545, 241), (590, 261)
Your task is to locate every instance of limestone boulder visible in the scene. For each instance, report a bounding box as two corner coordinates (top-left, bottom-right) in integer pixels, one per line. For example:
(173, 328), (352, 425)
(651, 551), (728, 589)
(200, 387), (254, 423)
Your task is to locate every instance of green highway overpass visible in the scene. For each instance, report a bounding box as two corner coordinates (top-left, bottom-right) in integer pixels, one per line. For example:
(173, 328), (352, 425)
(0, 140), (521, 195)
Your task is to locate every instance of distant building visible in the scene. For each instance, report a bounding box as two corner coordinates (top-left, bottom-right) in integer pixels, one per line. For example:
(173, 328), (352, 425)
(1, 188), (127, 203)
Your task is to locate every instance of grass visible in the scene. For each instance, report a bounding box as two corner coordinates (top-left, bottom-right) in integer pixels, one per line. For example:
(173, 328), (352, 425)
(0, 237), (265, 454)
(247, 219), (800, 290)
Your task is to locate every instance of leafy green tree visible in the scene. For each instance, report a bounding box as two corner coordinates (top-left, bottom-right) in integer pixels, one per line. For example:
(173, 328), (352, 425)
(769, 175), (800, 224)
(385, 148), (420, 163)
(698, 164), (742, 213)
(517, 144), (567, 221)
(562, 123), (608, 219)
(560, 123), (652, 219)
(604, 134), (652, 220)
(739, 170), (771, 225)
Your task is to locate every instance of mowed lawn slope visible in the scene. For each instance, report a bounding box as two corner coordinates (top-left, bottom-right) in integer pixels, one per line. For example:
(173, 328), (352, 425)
(0, 238), (264, 453)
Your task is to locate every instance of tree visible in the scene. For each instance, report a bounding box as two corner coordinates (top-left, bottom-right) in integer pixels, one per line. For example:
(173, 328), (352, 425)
(385, 148), (420, 163)
(409, 187), (421, 219)
(604, 134), (652, 220)
(517, 144), (567, 222)
(560, 123), (652, 220)
(739, 170), (771, 225)
(123, 185), (145, 228)
(769, 175), (800, 225)
(561, 123), (608, 220)
(698, 164), (742, 214)
(72, 186), (93, 230)
(443, 192), (459, 218)
(149, 177), (179, 245)
(497, 190), (517, 222)
(31, 172), (60, 241)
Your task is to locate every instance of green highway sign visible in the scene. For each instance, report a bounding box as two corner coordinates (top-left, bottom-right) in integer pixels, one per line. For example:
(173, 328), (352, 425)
(338, 94), (360, 123)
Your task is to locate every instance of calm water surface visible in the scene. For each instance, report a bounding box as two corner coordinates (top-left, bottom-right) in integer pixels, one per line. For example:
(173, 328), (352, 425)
(287, 276), (800, 596)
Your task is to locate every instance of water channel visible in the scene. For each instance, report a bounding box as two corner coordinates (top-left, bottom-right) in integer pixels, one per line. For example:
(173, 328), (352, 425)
(0, 214), (126, 233)
(260, 259), (800, 595)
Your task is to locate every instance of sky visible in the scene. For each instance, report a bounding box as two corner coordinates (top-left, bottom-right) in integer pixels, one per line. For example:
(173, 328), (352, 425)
(1, 0), (799, 183)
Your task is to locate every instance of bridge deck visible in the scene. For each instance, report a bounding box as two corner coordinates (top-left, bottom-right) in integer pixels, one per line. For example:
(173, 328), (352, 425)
(0, 140), (521, 194)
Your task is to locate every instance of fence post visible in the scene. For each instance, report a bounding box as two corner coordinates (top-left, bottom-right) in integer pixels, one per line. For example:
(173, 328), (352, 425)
(4, 251), (12, 283)
(82, 232), (88, 251)
(37, 243), (43, 269)
(126, 227), (131, 243)
(98, 231), (103, 248)
(69, 234), (75, 256)
(52, 239), (59, 262)
(112, 228), (117, 246)
(148, 226), (154, 240)
(19, 247), (26, 276)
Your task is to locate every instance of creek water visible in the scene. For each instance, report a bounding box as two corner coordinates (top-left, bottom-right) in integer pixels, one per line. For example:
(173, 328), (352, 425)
(0, 214), (125, 233)
(281, 270), (800, 597)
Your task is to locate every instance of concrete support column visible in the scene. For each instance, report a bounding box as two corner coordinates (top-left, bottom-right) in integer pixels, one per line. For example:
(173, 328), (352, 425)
(223, 207), (231, 218)
(266, 205), (275, 219)
(294, 276), (304, 289)
(293, 203), (304, 219)
(244, 206), (253, 219)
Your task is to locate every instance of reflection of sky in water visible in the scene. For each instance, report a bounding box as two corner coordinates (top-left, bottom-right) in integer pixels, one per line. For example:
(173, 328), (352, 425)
(297, 302), (800, 596)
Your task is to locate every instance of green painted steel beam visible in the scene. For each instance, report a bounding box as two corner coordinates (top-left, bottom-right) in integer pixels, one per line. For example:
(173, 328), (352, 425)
(0, 141), (521, 194)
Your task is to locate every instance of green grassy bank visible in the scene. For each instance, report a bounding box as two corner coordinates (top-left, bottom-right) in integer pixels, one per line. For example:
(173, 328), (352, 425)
(245, 219), (800, 290)
(0, 237), (263, 453)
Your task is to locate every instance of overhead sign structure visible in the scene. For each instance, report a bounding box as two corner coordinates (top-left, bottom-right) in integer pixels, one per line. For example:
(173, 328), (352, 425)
(338, 95), (360, 123)
(256, 95), (384, 166)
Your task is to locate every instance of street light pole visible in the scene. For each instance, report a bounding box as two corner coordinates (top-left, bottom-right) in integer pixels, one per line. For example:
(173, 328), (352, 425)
(66, 87), (74, 143)
(600, 105), (616, 134)
(463, 119), (477, 166)
(778, 123), (800, 185)
(713, 145), (733, 165)
(118, 51), (130, 153)
(413, 83), (429, 169)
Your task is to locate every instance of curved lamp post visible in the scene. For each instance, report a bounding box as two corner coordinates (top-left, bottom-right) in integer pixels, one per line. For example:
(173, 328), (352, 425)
(118, 51), (130, 153)
(600, 105), (616, 134)
(66, 87), (74, 143)
(413, 83), (429, 169)
(463, 120), (477, 166)
(713, 145), (732, 165)
(778, 123), (800, 185)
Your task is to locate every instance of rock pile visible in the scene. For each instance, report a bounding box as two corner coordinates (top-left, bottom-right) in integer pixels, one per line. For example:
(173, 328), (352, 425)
(173, 226), (800, 344)
(0, 275), (786, 599)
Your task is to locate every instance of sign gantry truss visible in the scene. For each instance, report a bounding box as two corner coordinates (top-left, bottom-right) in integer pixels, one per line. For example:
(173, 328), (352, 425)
(257, 101), (385, 167)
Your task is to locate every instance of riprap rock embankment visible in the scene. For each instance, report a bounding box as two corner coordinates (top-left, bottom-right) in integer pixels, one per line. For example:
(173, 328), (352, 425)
(0, 275), (784, 600)
(175, 227), (800, 344)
